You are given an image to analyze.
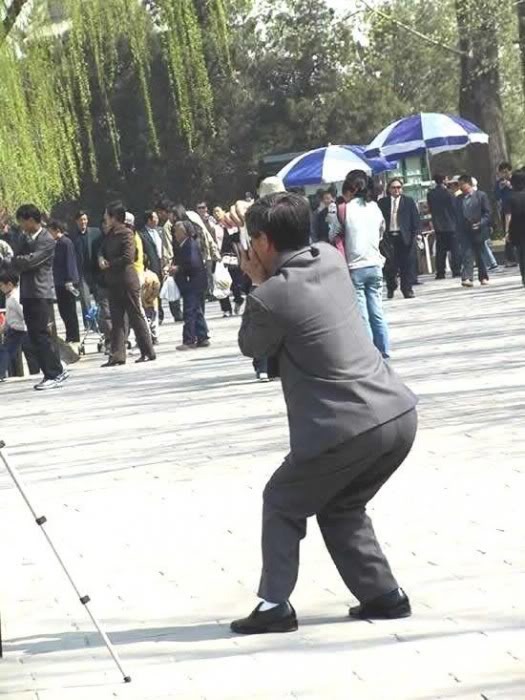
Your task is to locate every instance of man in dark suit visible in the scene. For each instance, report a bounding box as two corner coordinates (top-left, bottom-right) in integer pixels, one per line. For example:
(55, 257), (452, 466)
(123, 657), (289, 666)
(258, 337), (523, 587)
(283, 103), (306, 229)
(379, 178), (420, 299)
(427, 174), (461, 279)
(10, 204), (67, 390)
(457, 175), (491, 288)
(230, 193), (418, 635)
(69, 210), (101, 325)
(140, 210), (163, 281)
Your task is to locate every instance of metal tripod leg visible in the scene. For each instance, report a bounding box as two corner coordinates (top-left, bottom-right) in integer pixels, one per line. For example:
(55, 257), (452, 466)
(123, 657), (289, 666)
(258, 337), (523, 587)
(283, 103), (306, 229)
(0, 441), (131, 682)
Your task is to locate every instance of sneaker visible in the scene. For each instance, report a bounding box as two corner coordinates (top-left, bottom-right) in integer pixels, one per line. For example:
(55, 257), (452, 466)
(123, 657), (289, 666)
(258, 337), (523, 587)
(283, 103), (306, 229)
(34, 376), (64, 391)
(258, 372), (269, 382)
(234, 301), (244, 315)
(461, 280), (474, 288)
(58, 368), (70, 381)
(480, 278), (490, 286)
(222, 312), (232, 319)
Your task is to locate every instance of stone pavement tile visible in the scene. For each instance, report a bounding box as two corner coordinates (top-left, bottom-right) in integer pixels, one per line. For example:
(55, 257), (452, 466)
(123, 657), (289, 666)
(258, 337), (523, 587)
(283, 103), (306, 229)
(2, 273), (525, 699)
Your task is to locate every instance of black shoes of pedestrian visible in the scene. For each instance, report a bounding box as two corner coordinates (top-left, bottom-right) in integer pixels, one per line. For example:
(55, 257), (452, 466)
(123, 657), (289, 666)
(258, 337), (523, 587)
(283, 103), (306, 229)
(101, 360), (125, 367)
(387, 290), (394, 299)
(403, 290), (415, 299)
(349, 588), (411, 620)
(231, 602), (298, 635)
(197, 339), (210, 348)
(135, 354), (156, 363)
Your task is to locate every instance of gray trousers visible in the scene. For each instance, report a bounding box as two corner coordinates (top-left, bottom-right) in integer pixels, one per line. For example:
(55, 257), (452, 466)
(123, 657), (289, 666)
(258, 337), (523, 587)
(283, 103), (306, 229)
(258, 409), (417, 604)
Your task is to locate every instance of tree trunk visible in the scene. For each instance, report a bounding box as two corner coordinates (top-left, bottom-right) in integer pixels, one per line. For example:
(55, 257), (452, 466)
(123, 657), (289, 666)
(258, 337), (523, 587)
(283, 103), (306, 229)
(455, 0), (508, 193)
(517, 0), (525, 104)
(1, 0), (32, 44)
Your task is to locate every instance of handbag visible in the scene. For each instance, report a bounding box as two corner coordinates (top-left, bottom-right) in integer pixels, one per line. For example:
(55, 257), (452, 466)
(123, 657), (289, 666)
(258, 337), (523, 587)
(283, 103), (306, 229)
(213, 261), (232, 300)
(379, 235), (395, 261)
(159, 276), (181, 302)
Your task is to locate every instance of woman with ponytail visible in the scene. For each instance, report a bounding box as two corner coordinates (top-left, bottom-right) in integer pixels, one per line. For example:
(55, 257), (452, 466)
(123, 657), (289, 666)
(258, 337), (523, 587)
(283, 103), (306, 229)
(330, 170), (390, 358)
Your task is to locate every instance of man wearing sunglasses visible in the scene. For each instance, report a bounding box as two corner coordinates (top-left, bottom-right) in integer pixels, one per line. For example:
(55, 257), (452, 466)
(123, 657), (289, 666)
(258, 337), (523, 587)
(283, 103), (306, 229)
(379, 178), (420, 299)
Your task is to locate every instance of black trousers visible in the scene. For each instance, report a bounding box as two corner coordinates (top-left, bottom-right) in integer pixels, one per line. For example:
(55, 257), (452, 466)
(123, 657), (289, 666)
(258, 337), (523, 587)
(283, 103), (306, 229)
(55, 286), (80, 343)
(462, 236), (488, 282)
(107, 284), (154, 363)
(22, 299), (63, 380)
(258, 409), (418, 604)
(515, 242), (525, 285)
(435, 230), (461, 278)
(384, 236), (415, 296)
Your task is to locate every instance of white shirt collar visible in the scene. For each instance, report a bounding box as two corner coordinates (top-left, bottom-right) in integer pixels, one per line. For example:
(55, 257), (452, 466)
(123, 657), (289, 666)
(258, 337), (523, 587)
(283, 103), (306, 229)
(30, 227), (43, 241)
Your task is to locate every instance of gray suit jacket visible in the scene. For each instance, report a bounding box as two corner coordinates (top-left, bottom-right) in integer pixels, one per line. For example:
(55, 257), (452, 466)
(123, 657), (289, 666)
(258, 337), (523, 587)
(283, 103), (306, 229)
(239, 243), (417, 462)
(13, 228), (57, 301)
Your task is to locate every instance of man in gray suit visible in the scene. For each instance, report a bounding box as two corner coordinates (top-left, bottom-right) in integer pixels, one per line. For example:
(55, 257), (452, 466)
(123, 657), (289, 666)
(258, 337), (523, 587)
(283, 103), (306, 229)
(11, 204), (68, 391)
(231, 193), (418, 635)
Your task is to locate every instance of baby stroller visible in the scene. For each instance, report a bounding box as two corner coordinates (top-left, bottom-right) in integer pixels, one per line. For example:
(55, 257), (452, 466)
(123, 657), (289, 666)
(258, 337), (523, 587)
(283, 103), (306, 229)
(79, 304), (106, 356)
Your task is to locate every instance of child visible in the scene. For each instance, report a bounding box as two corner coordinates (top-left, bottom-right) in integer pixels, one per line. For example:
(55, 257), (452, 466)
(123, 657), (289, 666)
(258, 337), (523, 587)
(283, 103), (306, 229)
(141, 268), (161, 345)
(0, 271), (28, 381)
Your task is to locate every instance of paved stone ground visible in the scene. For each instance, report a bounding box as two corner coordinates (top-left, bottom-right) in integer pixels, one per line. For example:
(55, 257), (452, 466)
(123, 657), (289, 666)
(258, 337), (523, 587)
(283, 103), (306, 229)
(1, 271), (524, 700)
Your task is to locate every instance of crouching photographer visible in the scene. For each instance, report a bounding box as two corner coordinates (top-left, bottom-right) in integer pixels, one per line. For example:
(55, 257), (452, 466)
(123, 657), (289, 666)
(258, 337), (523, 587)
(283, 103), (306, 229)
(230, 192), (418, 635)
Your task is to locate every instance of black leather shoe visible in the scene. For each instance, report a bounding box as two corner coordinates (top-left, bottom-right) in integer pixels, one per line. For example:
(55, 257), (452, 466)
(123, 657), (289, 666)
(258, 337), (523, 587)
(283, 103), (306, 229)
(135, 354), (156, 363)
(231, 602), (298, 635)
(349, 588), (411, 620)
(101, 360), (125, 367)
(403, 290), (415, 299)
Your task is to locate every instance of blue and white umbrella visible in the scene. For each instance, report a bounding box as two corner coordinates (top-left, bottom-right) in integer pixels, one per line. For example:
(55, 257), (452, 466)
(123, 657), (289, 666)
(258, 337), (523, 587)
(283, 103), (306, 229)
(277, 145), (395, 187)
(365, 112), (489, 161)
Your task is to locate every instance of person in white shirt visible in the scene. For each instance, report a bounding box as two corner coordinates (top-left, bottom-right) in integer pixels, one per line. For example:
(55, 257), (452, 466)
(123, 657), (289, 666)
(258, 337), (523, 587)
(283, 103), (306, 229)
(0, 271), (28, 381)
(331, 170), (390, 358)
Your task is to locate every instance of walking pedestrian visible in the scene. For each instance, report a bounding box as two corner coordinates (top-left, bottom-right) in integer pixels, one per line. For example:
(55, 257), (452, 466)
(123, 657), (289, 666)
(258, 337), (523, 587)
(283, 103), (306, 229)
(98, 201), (156, 366)
(10, 204), (67, 390)
(378, 178), (420, 299)
(69, 210), (101, 326)
(330, 170), (390, 358)
(509, 168), (525, 286)
(427, 174), (461, 279)
(230, 193), (417, 634)
(495, 161), (517, 267)
(48, 220), (81, 352)
(172, 221), (210, 351)
(457, 175), (491, 288)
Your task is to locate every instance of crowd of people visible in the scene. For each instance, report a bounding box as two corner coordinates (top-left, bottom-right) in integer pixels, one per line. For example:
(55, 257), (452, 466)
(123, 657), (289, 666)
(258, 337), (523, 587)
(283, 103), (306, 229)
(0, 160), (523, 389)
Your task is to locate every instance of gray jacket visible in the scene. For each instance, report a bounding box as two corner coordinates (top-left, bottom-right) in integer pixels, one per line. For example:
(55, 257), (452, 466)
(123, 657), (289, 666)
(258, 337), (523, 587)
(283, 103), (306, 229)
(13, 228), (57, 301)
(239, 243), (417, 462)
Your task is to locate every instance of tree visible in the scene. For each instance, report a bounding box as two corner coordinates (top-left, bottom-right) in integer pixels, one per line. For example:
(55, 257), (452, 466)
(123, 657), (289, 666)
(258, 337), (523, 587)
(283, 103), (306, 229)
(455, 0), (509, 189)
(0, 0), (230, 211)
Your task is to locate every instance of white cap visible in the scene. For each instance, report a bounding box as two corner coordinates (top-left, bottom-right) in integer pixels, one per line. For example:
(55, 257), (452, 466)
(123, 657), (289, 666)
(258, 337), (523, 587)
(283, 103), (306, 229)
(258, 176), (286, 197)
(125, 212), (135, 226)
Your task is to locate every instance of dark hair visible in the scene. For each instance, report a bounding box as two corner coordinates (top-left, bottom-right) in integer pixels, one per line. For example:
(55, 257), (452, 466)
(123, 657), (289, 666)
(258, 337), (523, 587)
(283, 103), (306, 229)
(246, 193), (311, 252)
(16, 204), (42, 223)
(155, 199), (172, 212)
(105, 200), (126, 223)
(433, 173), (447, 185)
(498, 161), (512, 172)
(511, 168), (525, 192)
(144, 209), (156, 224)
(320, 189), (332, 198)
(75, 210), (88, 220)
(196, 201), (207, 209)
(388, 177), (404, 190)
(458, 174), (473, 186)
(48, 219), (66, 233)
(0, 270), (20, 286)
(342, 170), (373, 203)
(171, 204), (188, 222)
(175, 220), (194, 238)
